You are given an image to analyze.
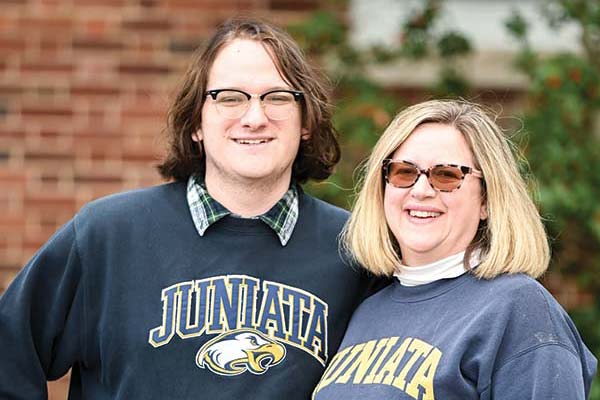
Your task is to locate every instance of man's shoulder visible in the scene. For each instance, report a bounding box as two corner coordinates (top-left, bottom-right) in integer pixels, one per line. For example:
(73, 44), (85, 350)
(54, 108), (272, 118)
(299, 192), (350, 222)
(77, 181), (187, 223)
(293, 192), (351, 241)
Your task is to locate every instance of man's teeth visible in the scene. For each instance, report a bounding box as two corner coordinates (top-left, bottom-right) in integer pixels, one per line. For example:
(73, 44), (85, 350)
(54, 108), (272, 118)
(235, 139), (270, 144)
(409, 210), (441, 218)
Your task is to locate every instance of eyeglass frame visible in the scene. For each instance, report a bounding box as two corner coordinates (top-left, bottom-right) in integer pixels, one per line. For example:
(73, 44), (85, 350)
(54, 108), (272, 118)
(382, 159), (484, 192)
(204, 88), (304, 120)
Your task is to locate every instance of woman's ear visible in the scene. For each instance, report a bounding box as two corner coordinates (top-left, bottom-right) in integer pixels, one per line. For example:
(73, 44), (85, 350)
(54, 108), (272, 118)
(480, 201), (488, 220)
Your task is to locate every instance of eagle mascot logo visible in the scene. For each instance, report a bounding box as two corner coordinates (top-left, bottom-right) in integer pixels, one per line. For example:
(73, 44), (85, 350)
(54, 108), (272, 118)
(196, 329), (286, 376)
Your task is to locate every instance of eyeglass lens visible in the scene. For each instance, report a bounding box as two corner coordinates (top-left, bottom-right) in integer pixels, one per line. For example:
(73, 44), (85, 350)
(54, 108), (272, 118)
(213, 90), (297, 120)
(386, 161), (465, 192)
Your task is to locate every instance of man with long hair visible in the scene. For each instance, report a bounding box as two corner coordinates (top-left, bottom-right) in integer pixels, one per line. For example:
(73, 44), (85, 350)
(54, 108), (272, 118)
(0, 18), (375, 399)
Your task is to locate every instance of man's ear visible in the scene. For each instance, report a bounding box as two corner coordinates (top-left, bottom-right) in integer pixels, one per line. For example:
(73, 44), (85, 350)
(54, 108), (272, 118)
(301, 128), (310, 141)
(192, 129), (203, 142)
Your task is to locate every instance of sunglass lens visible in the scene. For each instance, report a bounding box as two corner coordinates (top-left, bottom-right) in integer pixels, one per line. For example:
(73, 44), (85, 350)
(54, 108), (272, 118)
(388, 162), (418, 187)
(431, 166), (463, 191)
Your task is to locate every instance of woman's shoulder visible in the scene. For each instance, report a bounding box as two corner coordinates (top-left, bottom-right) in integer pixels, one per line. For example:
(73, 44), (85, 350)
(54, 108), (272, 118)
(469, 273), (567, 324)
(470, 273), (554, 307)
(473, 273), (587, 357)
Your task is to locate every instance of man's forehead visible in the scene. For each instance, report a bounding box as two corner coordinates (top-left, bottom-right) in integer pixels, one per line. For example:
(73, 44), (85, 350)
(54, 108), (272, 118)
(207, 39), (289, 89)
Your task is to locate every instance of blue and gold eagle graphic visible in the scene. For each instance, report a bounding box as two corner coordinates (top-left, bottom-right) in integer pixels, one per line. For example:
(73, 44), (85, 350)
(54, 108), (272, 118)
(196, 328), (286, 376)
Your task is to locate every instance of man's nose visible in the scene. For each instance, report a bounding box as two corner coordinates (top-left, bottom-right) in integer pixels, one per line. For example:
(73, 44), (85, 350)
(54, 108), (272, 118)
(240, 98), (269, 129)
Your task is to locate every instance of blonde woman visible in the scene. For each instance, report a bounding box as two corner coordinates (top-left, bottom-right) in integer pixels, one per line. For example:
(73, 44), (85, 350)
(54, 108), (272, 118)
(313, 100), (597, 399)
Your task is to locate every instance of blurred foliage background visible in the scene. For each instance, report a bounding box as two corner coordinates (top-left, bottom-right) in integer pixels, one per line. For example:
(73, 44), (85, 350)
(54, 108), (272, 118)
(292, 0), (599, 396)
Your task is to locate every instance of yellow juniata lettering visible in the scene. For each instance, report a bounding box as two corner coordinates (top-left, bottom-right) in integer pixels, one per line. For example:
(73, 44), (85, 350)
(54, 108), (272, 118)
(312, 336), (443, 400)
(352, 338), (392, 383)
(312, 346), (354, 395)
(392, 338), (432, 391)
(334, 344), (367, 384)
(334, 339), (384, 384)
(373, 337), (412, 385)
(405, 346), (442, 400)
(363, 336), (398, 384)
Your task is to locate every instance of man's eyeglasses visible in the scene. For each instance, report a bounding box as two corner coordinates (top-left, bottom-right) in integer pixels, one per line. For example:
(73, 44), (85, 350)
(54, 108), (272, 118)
(205, 89), (304, 121)
(382, 159), (483, 192)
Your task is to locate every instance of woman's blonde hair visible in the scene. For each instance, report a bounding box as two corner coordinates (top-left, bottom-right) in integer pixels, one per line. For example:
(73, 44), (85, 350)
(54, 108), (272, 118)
(343, 99), (550, 279)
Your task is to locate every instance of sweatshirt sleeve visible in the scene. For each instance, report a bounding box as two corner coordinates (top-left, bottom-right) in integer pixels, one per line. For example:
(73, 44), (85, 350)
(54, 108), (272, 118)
(0, 219), (86, 399)
(484, 341), (594, 399)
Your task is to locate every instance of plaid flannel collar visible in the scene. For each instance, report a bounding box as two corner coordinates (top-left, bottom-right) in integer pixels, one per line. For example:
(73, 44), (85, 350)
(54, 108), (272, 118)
(186, 175), (299, 246)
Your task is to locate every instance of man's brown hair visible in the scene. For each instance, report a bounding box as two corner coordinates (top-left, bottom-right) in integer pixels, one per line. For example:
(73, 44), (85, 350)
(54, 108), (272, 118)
(157, 17), (340, 183)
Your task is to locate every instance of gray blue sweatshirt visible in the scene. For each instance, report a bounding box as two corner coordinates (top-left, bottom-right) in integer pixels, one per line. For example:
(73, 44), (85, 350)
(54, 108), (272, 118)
(313, 272), (597, 399)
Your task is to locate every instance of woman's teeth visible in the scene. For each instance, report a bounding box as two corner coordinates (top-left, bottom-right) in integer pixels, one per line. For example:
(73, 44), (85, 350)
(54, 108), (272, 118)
(409, 210), (441, 218)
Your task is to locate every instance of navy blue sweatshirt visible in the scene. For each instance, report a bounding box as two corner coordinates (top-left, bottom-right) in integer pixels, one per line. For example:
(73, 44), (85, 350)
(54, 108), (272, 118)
(0, 182), (375, 399)
(313, 273), (597, 399)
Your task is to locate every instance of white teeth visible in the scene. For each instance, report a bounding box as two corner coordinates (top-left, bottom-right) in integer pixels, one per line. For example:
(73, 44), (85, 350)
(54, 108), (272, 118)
(235, 139), (270, 144)
(409, 210), (441, 218)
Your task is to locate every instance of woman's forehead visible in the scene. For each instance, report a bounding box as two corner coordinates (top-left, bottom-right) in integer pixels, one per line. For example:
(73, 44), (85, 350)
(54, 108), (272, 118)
(391, 123), (475, 165)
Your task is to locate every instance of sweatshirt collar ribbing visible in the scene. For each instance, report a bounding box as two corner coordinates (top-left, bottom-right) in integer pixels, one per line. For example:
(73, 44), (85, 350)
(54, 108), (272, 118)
(186, 175), (299, 246)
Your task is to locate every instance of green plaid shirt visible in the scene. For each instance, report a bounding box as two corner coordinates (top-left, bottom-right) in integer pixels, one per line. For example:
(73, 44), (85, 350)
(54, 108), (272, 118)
(186, 175), (299, 246)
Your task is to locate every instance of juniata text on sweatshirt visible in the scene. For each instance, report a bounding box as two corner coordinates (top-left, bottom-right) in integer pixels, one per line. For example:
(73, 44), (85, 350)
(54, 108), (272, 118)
(313, 273), (597, 400)
(0, 182), (376, 399)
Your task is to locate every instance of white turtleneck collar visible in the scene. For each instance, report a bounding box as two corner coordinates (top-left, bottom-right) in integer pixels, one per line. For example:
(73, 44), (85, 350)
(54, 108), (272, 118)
(393, 250), (481, 287)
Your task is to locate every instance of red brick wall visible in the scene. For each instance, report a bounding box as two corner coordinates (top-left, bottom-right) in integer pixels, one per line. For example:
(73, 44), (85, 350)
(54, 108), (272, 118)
(0, 1), (320, 398)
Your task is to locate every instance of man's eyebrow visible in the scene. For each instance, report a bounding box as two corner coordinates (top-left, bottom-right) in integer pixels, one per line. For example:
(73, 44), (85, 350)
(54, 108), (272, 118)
(207, 86), (294, 92)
